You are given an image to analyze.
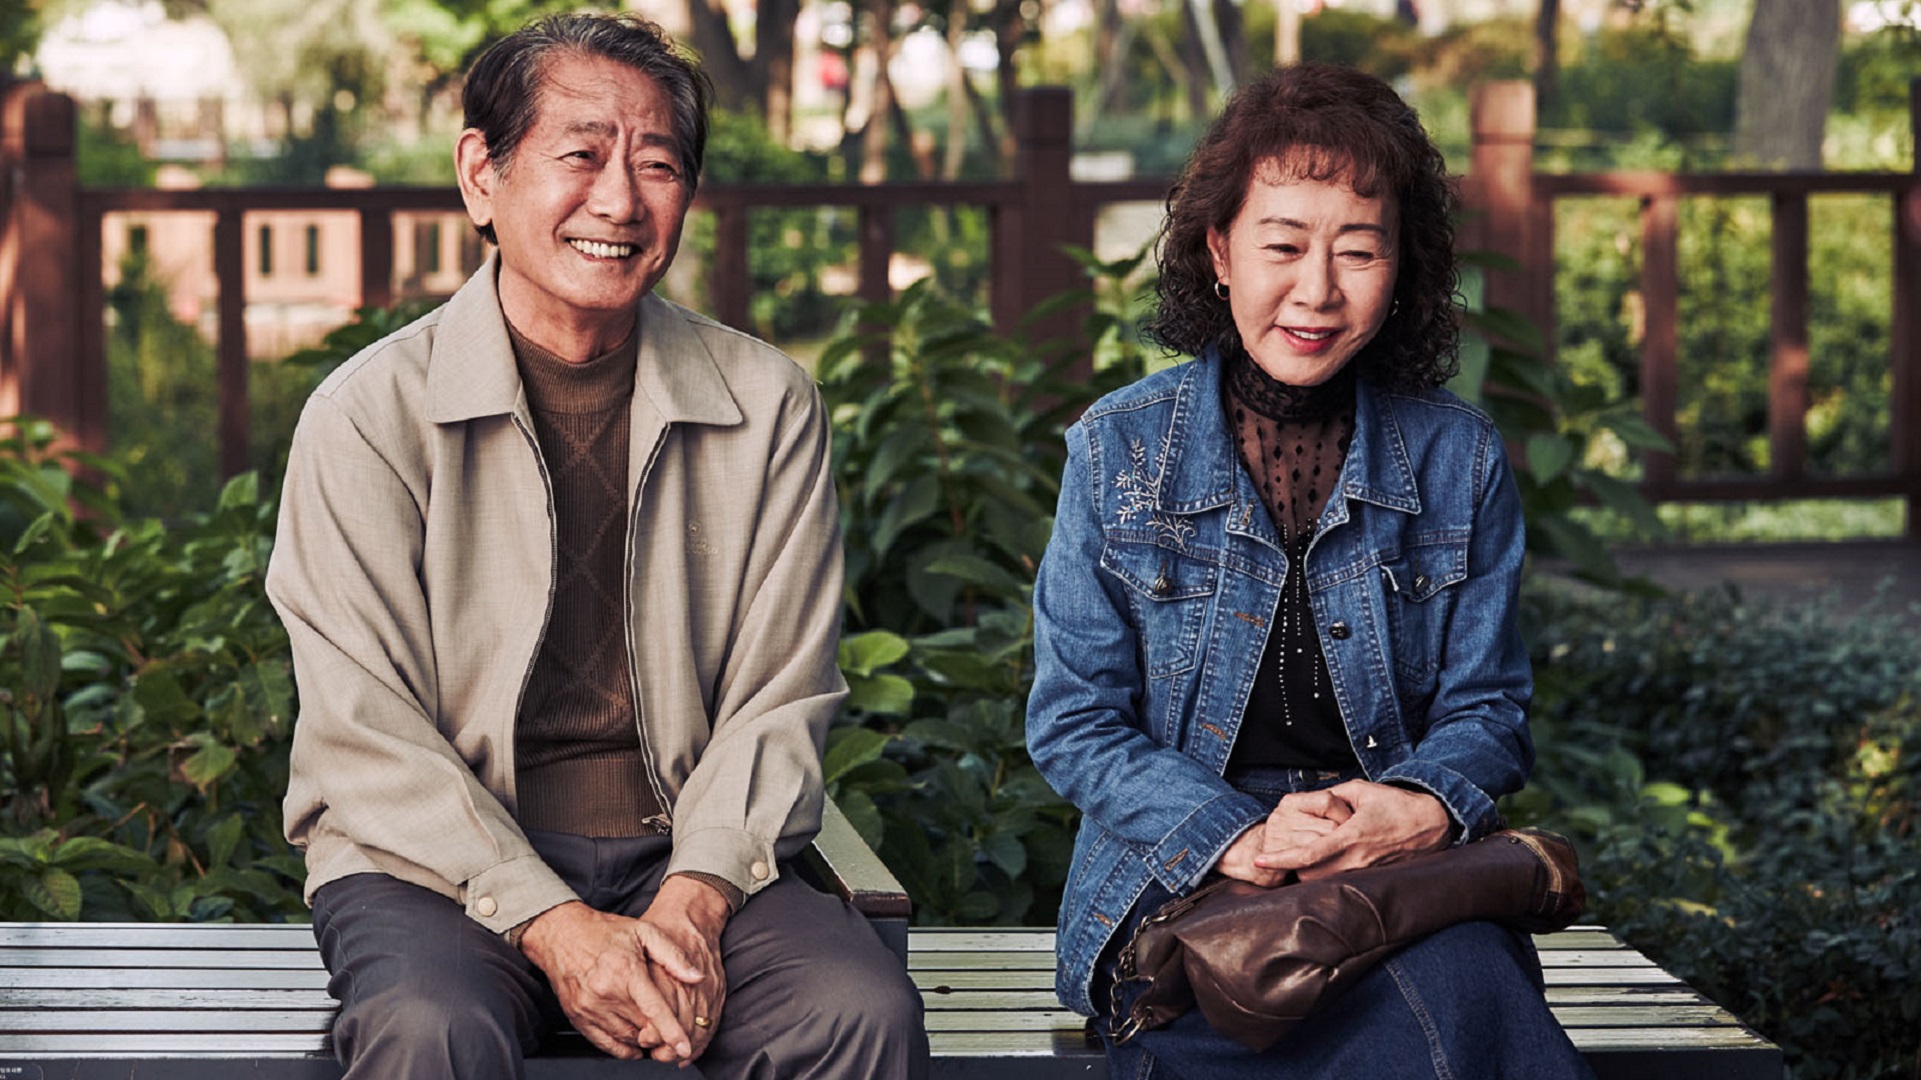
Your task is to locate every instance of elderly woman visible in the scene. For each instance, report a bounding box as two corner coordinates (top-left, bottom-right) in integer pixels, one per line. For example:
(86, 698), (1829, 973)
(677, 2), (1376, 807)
(1025, 64), (1597, 1078)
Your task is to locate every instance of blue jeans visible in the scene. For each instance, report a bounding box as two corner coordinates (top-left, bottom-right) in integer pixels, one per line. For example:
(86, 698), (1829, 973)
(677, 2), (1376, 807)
(1095, 767), (1597, 1080)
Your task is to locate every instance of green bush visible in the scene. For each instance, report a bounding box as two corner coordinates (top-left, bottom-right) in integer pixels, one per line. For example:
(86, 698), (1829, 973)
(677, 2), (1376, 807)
(816, 253), (1154, 924)
(0, 420), (302, 922)
(1514, 585), (1921, 1080)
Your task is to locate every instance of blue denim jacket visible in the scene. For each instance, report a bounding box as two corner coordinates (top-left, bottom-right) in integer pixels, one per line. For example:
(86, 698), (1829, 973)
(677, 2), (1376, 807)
(1026, 349), (1534, 1016)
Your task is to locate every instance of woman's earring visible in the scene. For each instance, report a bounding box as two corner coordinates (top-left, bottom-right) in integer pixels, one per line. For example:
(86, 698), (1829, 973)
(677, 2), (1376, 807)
(1214, 280), (1230, 301)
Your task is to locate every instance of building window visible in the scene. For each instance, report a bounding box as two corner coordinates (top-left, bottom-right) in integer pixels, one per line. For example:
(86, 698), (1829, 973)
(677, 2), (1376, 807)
(258, 224), (273, 277)
(424, 222), (442, 275)
(305, 225), (320, 276)
(127, 224), (148, 256)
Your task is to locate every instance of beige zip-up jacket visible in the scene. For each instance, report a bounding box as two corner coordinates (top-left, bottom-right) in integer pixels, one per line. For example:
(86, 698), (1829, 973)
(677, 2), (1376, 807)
(267, 260), (848, 934)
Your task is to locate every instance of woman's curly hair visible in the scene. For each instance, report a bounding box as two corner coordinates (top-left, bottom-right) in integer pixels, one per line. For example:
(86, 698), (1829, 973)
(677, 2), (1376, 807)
(1145, 63), (1460, 393)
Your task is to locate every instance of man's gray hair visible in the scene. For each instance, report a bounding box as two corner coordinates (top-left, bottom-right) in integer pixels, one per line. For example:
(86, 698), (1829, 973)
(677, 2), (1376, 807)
(461, 12), (713, 244)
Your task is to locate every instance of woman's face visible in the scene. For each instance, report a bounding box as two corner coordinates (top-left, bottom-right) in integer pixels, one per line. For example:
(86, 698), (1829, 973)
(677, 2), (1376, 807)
(1206, 157), (1400, 386)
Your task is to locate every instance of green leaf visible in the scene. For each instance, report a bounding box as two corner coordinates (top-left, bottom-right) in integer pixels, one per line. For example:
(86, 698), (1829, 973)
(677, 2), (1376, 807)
(862, 426), (930, 505)
(1598, 412), (1675, 453)
(23, 868), (83, 920)
(0, 830), (58, 867)
(217, 471), (260, 512)
(981, 831), (1027, 879)
(837, 630), (911, 678)
(822, 727), (890, 785)
(15, 607), (63, 700)
(923, 553), (1028, 596)
(845, 673), (915, 716)
(1464, 307), (1545, 352)
(1533, 516), (1618, 584)
(871, 476), (942, 560)
(833, 788), (885, 851)
(122, 881), (174, 920)
(49, 836), (155, 876)
(12, 510), (56, 557)
(206, 814), (247, 871)
(1526, 434), (1575, 484)
(180, 736), (239, 790)
(1582, 472), (1665, 536)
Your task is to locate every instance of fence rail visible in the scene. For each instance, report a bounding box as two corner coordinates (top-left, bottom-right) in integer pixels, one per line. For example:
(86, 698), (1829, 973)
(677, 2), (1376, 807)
(4, 77), (1920, 535)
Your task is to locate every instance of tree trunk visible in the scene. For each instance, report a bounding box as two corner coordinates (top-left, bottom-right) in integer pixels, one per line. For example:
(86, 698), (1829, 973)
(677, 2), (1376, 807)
(860, 0), (898, 183)
(992, 0), (1025, 166)
(1533, 0), (1560, 109)
(1274, 0), (1300, 67)
(943, 0), (969, 178)
(1177, 3), (1210, 122)
(1732, 0), (1841, 170)
(685, 0), (757, 116)
(755, 0), (800, 143)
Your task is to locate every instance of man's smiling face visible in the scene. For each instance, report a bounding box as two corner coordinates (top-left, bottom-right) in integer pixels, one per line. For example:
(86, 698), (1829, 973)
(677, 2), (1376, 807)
(456, 50), (693, 359)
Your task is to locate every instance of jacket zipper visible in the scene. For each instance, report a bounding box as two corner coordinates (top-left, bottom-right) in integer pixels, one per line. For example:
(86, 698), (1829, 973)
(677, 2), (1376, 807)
(507, 414), (562, 795)
(623, 422), (674, 827)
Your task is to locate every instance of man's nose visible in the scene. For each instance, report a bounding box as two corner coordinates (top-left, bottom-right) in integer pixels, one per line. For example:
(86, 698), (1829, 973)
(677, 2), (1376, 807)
(588, 162), (643, 221)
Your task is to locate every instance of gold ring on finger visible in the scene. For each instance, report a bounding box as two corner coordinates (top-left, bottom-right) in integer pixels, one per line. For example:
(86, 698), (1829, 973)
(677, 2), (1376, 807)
(693, 1016), (711, 1028)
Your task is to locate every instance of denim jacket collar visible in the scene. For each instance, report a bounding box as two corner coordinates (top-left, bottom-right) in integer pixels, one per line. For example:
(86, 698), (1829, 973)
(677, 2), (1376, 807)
(1156, 348), (1423, 521)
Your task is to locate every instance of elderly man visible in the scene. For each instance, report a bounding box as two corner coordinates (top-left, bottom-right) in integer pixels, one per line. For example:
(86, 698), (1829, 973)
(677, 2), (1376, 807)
(265, 13), (926, 1079)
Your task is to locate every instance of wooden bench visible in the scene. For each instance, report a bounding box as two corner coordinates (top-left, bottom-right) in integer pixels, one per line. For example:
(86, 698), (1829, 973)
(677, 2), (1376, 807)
(0, 804), (1782, 1078)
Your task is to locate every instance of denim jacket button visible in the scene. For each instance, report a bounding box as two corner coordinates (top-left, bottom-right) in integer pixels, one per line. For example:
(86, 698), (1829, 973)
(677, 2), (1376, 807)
(1329, 621), (1351, 640)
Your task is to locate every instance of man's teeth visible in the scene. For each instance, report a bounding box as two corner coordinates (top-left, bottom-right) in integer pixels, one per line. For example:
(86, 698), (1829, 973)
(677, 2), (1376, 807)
(570, 240), (635, 258)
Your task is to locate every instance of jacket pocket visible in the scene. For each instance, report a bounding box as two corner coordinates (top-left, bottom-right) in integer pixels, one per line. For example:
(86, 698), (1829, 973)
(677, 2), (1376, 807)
(1100, 540), (1216, 679)
(1379, 538), (1468, 695)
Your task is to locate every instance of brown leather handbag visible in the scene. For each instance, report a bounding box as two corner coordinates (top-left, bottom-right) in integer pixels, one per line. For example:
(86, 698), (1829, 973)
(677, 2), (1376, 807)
(1112, 828), (1586, 1052)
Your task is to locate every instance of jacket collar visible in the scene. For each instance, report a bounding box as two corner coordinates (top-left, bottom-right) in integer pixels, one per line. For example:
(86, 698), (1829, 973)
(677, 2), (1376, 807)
(1158, 348), (1421, 516)
(426, 256), (742, 428)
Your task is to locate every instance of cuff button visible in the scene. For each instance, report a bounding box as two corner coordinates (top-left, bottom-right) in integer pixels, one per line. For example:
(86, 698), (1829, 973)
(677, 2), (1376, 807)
(475, 896), (498, 918)
(749, 861), (770, 882)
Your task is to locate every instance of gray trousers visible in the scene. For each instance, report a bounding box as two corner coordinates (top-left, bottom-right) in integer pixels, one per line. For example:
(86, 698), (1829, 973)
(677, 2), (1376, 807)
(310, 829), (928, 1080)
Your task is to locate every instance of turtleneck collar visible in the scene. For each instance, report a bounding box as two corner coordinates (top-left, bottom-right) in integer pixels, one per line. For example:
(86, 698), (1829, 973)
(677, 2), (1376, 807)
(1224, 344), (1358, 423)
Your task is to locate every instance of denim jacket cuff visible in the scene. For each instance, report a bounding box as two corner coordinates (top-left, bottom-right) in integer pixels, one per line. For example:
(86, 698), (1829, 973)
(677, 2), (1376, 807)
(1147, 788), (1269, 892)
(1376, 762), (1502, 843)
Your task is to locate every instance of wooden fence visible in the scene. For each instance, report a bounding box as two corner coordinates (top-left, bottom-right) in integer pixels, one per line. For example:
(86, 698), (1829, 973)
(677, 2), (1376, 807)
(3, 78), (1919, 534)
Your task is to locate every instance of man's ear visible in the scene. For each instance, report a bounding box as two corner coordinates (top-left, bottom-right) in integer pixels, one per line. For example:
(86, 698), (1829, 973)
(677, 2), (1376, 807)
(454, 129), (497, 235)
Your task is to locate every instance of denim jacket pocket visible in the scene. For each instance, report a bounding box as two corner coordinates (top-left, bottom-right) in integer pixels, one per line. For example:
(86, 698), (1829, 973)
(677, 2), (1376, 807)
(1100, 540), (1216, 679)
(1379, 535), (1469, 694)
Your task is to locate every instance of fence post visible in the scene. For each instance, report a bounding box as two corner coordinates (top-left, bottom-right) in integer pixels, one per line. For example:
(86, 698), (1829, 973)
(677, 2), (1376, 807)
(993, 87), (1090, 360)
(1466, 81), (1551, 357)
(1, 81), (98, 454)
(1895, 77), (1921, 539)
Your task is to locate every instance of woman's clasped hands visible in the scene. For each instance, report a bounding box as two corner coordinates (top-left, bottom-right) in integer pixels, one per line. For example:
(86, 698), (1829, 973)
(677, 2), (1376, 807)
(1216, 780), (1455, 888)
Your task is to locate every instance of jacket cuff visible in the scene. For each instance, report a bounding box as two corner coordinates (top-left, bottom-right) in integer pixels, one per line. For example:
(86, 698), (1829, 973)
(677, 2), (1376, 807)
(1377, 762), (1502, 843)
(666, 827), (781, 899)
(669, 871), (746, 913)
(460, 852), (579, 934)
(1148, 788), (1269, 893)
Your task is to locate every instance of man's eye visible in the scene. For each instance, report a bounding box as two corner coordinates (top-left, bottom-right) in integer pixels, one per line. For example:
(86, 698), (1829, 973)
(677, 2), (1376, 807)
(1340, 250), (1380, 262)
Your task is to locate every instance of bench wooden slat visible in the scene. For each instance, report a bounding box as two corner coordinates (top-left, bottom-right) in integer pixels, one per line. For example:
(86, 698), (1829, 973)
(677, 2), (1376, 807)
(0, 988), (337, 1008)
(0, 1011), (335, 1033)
(0, 968), (333, 990)
(0, 948), (321, 969)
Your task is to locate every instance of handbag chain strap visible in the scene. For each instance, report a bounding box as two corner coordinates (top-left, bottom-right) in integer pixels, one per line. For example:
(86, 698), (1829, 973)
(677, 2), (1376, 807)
(1105, 878), (1228, 1045)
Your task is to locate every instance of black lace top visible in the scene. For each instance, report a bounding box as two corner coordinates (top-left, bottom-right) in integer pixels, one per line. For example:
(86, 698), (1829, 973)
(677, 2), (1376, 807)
(1223, 349), (1361, 771)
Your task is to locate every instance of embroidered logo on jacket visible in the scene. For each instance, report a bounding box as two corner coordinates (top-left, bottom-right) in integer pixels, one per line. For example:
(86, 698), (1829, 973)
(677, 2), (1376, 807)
(1113, 438), (1195, 549)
